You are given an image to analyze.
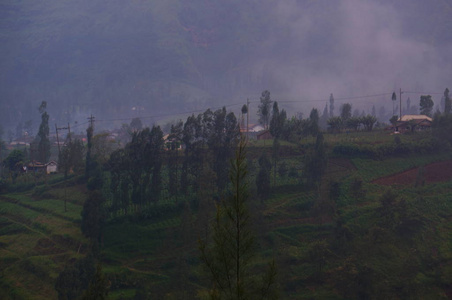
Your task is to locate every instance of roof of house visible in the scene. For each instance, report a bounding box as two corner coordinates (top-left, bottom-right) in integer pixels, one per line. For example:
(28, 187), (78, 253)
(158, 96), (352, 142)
(399, 115), (433, 122)
(239, 123), (265, 132)
(257, 129), (272, 137)
(28, 161), (46, 168)
(27, 160), (58, 167)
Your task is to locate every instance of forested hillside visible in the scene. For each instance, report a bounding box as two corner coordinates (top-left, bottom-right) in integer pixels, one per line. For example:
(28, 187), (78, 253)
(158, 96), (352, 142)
(2, 105), (452, 298)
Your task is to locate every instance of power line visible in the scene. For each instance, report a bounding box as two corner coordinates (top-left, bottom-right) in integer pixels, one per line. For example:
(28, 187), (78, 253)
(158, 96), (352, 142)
(403, 91), (443, 95)
(69, 90), (445, 126)
(95, 102), (244, 123)
(71, 121), (90, 129)
(87, 114), (95, 128)
(249, 92), (393, 104)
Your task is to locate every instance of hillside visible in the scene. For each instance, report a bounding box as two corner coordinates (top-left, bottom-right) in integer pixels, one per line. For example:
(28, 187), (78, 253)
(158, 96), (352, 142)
(1, 130), (452, 299)
(0, 180), (89, 299)
(1, 0), (452, 131)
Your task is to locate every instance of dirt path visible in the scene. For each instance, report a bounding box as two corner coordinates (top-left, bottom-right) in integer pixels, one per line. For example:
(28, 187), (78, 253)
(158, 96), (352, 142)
(372, 160), (452, 186)
(3, 214), (49, 238)
(0, 195), (76, 222)
(0, 196), (85, 255)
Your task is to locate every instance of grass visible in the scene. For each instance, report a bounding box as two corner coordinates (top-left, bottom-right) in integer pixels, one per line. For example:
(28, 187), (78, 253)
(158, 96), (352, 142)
(324, 129), (425, 145)
(2, 132), (452, 299)
(0, 185), (87, 300)
(108, 288), (137, 300)
(352, 152), (451, 181)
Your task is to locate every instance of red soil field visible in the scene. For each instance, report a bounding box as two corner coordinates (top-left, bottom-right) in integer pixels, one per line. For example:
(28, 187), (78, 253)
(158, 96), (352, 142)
(372, 160), (452, 186)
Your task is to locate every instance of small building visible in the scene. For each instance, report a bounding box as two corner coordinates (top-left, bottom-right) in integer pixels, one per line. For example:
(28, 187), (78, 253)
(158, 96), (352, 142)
(163, 134), (183, 150)
(46, 161), (58, 174)
(27, 160), (58, 174)
(257, 130), (273, 140)
(240, 123), (265, 133)
(394, 115), (433, 133)
(28, 161), (47, 173)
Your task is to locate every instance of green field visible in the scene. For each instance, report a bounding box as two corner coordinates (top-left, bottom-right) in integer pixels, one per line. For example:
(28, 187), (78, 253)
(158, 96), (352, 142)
(1, 130), (452, 299)
(0, 180), (87, 300)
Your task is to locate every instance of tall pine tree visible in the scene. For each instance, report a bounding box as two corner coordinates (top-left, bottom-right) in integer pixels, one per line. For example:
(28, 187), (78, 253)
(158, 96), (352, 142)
(35, 101), (50, 163)
(199, 137), (278, 299)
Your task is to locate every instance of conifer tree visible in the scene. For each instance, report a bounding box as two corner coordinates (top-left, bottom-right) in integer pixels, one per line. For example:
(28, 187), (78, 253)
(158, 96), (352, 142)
(444, 88), (451, 114)
(258, 90), (273, 129)
(86, 125), (94, 179)
(81, 263), (109, 300)
(35, 101), (50, 163)
(320, 103), (329, 129)
(256, 152), (272, 201)
(304, 133), (327, 189)
(419, 95), (434, 117)
(329, 93), (335, 117)
(392, 92), (397, 116)
(269, 101), (285, 139)
(309, 108), (319, 137)
(199, 137), (278, 300)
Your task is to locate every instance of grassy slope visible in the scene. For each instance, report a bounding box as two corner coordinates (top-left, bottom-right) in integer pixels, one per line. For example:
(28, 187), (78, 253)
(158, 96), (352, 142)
(1, 130), (452, 299)
(99, 131), (452, 298)
(0, 180), (88, 300)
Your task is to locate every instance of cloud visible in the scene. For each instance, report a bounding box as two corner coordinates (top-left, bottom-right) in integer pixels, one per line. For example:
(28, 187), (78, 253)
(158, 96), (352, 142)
(252, 0), (452, 113)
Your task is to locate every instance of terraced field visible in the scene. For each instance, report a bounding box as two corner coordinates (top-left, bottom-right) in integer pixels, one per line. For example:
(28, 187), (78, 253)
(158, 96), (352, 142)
(1, 146), (452, 299)
(373, 160), (452, 186)
(0, 184), (88, 300)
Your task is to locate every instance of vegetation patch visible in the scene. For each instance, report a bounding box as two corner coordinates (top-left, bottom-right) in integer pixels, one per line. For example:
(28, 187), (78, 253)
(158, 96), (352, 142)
(373, 160), (452, 186)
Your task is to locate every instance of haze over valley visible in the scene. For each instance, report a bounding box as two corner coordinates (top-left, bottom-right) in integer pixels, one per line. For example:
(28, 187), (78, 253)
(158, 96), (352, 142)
(1, 0), (451, 131)
(2, 1), (452, 299)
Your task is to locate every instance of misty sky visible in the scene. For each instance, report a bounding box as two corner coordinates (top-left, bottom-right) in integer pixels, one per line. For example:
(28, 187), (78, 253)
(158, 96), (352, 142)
(1, 0), (451, 129)
(254, 0), (452, 114)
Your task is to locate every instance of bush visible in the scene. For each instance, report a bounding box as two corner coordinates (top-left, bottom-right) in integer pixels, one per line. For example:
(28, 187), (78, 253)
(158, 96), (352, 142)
(288, 167), (298, 178)
(0, 177), (10, 193)
(333, 143), (361, 157)
(32, 184), (50, 197)
(87, 176), (103, 191)
(334, 136), (444, 160)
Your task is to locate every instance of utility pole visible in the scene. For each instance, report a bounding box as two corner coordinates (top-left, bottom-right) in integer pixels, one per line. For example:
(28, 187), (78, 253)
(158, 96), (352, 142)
(247, 98), (250, 141)
(0, 140), (3, 177)
(30, 145), (37, 186)
(400, 88), (403, 120)
(55, 124), (61, 156)
(86, 115), (95, 180)
(55, 123), (70, 213)
(87, 114), (95, 131)
(55, 124), (70, 159)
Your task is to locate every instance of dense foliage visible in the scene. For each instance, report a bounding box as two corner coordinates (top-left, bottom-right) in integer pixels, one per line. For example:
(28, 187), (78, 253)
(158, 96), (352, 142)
(3, 104), (452, 299)
(101, 107), (239, 218)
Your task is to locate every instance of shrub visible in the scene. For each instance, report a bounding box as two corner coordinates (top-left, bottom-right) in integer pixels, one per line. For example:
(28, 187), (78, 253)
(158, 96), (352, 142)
(333, 143), (361, 156)
(0, 178), (10, 193)
(32, 184), (50, 197)
(87, 176), (103, 191)
(288, 167), (298, 178)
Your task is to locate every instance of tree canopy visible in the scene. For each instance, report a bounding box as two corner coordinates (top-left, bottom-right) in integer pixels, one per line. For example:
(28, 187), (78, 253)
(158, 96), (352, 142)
(444, 88), (451, 114)
(419, 95), (434, 117)
(258, 90), (273, 130)
(199, 138), (278, 299)
(35, 101), (50, 163)
(340, 103), (352, 120)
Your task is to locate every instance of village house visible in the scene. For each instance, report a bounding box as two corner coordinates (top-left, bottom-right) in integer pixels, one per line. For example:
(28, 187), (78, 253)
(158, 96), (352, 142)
(27, 160), (58, 174)
(240, 123), (265, 133)
(257, 130), (273, 140)
(393, 115), (433, 133)
(46, 161), (58, 174)
(163, 134), (183, 150)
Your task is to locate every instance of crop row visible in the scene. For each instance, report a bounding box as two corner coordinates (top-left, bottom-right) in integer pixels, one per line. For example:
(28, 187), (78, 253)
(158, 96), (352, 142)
(352, 153), (451, 182)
